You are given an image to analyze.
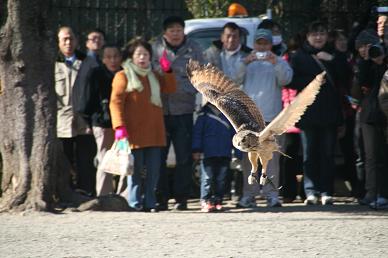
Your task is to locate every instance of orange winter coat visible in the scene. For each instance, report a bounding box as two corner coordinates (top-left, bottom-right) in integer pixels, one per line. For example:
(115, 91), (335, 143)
(110, 70), (176, 149)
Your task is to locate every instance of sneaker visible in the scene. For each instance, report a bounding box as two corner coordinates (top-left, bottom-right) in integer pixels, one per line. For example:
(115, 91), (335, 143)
(358, 194), (376, 205)
(130, 205), (143, 212)
(369, 197), (388, 209)
(156, 202), (168, 211)
(201, 201), (215, 212)
(282, 197), (295, 204)
(267, 197), (282, 207)
(236, 196), (257, 208)
(321, 196), (334, 205)
(215, 204), (224, 211)
(304, 195), (318, 205)
(173, 202), (187, 211)
(144, 208), (159, 213)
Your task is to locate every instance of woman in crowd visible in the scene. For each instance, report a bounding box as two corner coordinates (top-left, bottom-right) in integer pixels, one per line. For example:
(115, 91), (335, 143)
(288, 21), (343, 205)
(109, 38), (176, 212)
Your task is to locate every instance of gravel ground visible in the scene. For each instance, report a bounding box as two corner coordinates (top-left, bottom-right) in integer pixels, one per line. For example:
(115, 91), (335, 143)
(1, 198), (387, 258)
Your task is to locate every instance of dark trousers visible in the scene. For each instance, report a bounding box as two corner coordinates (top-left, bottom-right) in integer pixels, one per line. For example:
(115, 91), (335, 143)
(200, 157), (230, 204)
(158, 114), (193, 204)
(280, 133), (304, 200)
(338, 115), (362, 197)
(354, 112), (366, 198)
(60, 134), (97, 195)
(360, 122), (388, 198)
(301, 125), (337, 197)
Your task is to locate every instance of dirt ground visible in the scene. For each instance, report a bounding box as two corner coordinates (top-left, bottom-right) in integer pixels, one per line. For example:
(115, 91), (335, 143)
(0, 198), (387, 258)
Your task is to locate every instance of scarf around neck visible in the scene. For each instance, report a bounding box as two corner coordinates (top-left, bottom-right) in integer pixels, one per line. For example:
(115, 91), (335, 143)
(122, 59), (162, 107)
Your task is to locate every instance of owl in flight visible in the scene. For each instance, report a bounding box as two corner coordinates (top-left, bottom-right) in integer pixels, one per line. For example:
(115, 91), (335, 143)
(187, 60), (325, 187)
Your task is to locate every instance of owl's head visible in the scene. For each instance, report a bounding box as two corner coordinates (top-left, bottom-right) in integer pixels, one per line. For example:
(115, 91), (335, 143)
(233, 130), (260, 152)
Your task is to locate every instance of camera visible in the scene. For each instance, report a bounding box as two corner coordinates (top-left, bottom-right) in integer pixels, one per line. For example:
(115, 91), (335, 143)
(368, 44), (385, 58)
(256, 51), (268, 60)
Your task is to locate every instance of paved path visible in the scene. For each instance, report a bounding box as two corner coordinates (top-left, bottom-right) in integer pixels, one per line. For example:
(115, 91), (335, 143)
(1, 198), (387, 258)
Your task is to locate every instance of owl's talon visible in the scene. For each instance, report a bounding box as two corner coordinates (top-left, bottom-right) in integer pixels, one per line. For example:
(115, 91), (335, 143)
(259, 174), (267, 186)
(248, 174), (258, 185)
(260, 175), (281, 190)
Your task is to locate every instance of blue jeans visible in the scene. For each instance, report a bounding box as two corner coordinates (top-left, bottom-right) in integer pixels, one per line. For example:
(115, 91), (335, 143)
(128, 147), (161, 209)
(158, 114), (193, 204)
(301, 125), (337, 197)
(200, 157), (230, 204)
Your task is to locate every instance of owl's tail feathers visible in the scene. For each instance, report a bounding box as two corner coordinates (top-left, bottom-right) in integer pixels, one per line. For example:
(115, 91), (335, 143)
(276, 149), (292, 159)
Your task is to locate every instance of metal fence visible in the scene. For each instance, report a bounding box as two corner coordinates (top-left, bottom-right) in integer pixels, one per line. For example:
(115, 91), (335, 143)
(48, 0), (192, 47)
(48, 0), (380, 48)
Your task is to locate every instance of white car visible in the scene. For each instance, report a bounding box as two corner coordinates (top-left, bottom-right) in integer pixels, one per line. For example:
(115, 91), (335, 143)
(185, 17), (264, 50)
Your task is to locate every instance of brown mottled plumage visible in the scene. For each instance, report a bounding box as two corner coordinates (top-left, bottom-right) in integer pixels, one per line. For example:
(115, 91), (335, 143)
(187, 59), (326, 186)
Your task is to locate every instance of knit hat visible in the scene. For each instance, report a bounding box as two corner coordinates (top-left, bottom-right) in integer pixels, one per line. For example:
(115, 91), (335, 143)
(355, 29), (380, 49)
(255, 29), (273, 43)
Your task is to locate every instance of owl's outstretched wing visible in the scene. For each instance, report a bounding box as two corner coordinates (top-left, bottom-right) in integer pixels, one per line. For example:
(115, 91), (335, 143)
(187, 59), (265, 133)
(258, 72), (326, 142)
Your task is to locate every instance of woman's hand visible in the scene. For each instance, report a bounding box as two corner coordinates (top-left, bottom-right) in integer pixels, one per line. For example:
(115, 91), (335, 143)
(115, 126), (128, 140)
(159, 50), (171, 72)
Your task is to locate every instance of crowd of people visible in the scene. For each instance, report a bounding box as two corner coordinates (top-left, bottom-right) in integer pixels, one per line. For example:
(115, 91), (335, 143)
(54, 11), (388, 212)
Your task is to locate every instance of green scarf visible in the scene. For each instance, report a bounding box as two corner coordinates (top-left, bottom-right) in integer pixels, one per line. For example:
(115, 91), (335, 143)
(122, 59), (162, 107)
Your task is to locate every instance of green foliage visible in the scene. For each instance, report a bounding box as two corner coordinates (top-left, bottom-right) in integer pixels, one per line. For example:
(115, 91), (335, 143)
(185, 0), (231, 18)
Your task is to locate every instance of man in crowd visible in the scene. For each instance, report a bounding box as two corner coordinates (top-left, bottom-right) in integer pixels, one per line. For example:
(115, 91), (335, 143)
(55, 26), (87, 190)
(204, 22), (251, 86)
(152, 16), (204, 211)
(239, 29), (293, 208)
(203, 22), (249, 199)
(72, 28), (106, 195)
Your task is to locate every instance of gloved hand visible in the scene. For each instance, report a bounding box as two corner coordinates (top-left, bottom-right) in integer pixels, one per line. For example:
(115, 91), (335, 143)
(159, 50), (171, 72)
(115, 126), (128, 140)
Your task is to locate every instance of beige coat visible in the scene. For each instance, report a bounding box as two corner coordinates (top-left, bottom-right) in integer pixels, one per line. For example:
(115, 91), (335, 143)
(55, 60), (90, 138)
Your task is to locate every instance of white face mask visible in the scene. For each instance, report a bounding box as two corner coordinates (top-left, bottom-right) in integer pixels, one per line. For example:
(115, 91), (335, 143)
(272, 35), (283, 45)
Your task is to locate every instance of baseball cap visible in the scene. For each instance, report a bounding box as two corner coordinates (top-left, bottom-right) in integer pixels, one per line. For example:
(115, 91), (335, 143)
(255, 29), (273, 43)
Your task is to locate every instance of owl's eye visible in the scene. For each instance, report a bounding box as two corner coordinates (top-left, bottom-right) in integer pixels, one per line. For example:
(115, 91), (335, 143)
(241, 138), (246, 143)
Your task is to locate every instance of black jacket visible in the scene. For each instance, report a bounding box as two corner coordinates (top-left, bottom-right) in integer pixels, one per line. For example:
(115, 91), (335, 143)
(72, 54), (102, 123)
(358, 60), (387, 125)
(288, 42), (343, 128)
(82, 65), (122, 128)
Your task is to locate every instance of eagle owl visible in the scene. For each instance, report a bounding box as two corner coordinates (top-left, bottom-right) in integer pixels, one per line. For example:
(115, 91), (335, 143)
(187, 59), (325, 186)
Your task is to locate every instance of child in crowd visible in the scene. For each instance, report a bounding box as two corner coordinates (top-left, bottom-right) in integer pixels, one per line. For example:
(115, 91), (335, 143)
(192, 103), (240, 212)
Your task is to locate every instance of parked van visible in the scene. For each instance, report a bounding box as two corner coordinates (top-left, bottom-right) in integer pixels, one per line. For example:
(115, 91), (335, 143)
(184, 17), (264, 50)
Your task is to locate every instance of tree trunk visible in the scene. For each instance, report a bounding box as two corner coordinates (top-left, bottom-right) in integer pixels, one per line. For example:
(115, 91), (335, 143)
(0, 0), (89, 212)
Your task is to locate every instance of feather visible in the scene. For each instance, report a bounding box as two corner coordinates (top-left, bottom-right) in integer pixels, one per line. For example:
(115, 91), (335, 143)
(258, 72), (326, 142)
(187, 59), (265, 132)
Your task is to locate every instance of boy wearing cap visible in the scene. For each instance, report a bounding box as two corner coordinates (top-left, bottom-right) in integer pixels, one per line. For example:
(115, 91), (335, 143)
(238, 29), (293, 208)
